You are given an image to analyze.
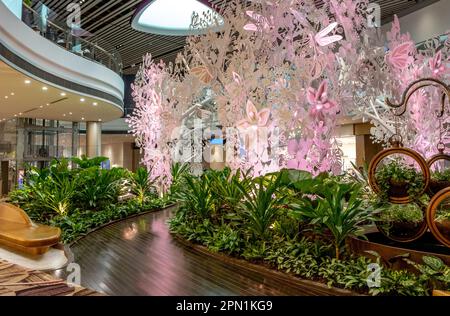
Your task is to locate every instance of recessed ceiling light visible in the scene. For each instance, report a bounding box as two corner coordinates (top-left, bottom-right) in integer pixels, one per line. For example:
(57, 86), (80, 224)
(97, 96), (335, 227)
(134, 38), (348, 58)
(98, 118), (102, 122)
(63, 114), (66, 117)
(46, 103), (50, 106)
(81, 117), (85, 120)
(14, 114), (17, 117)
(69, 112), (73, 115)
(4, 96), (8, 99)
(93, 102), (98, 106)
(80, 98), (85, 102)
(10, 92), (14, 96)
(24, 80), (31, 84)
(60, 92), (66, 96)
(42, 86), (48, 91)
(39, 105), (43, 108)
(19, 112), (22, 116)
(131, 0), (223, 36)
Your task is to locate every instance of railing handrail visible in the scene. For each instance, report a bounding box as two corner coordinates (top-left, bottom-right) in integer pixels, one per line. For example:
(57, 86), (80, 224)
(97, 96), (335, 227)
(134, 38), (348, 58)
(22, 3), (122, 75)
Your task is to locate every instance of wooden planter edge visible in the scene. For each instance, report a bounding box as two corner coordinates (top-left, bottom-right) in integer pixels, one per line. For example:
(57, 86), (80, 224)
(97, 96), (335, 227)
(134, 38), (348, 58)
(173, 234), (363, 296)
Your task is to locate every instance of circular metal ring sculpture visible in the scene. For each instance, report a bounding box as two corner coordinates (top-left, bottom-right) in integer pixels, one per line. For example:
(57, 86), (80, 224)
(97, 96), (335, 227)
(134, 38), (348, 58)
(427, 144), (450, 197)
(426, 187), (450, 248)
(368, 141), (430, 204)
(376, 205), (428, 243)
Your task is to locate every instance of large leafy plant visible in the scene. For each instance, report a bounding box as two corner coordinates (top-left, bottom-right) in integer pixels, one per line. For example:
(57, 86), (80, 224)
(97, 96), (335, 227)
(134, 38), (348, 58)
(74, 168), (125, 210)
(129, 167), (157, 207)
(291, 181), (374, 260)
(168, 162), (190, 196)
(174, 174), (215, 220)
(235, 173), (287, 240)
(209, 167), (253, 213)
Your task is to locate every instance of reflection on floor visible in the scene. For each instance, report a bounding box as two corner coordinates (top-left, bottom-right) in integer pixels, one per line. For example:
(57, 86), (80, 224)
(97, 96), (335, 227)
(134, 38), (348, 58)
(52, 207), (310, 296)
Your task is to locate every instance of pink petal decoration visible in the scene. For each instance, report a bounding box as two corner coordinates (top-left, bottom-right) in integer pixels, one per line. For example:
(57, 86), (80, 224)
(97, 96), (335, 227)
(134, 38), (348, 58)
(257, 109), (271, 127)
(244, 23), (258, 31)
(287, 139), (299, 155)
(315, 22), (343, 46)
(388, 41), (413, 69)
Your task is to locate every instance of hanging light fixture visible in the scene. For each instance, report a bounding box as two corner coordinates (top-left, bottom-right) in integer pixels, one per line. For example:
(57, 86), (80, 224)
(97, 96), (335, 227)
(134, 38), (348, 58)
(131, 0), (223, 36)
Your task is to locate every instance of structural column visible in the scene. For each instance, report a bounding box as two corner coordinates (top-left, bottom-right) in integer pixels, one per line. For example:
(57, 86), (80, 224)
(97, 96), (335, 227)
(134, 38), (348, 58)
(86, 121), (102, 157)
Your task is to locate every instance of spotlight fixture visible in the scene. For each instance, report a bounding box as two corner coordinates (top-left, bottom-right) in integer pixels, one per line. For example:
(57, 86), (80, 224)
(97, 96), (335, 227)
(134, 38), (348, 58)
(10, 92), (14, 96)
(81, 117), (85, 121)
(60, 92), (66, 96)
(24, 80), (31, 84)
(42, 86), (48, 91)
(80, 98), (85, 102)
(93, 102), (98, 106)
(131, 0), (223, 36)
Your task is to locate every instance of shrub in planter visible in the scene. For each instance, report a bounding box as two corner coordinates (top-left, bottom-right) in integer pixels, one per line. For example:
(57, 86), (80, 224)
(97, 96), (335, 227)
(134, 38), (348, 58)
(376, 202), (425, 239)
(290, 181), (374, 260)
(375, 160), (425, 199)
(435, 205), (450, 238)
(429, 169), (450, 196)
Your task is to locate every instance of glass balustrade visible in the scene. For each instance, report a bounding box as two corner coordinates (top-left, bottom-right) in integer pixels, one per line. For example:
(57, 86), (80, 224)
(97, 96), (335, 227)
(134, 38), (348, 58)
(20, 2), (122, 75)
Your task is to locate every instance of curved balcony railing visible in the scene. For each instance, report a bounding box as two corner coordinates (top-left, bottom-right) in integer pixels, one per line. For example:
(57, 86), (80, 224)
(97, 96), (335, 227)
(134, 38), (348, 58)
(21, 3), (122, 75)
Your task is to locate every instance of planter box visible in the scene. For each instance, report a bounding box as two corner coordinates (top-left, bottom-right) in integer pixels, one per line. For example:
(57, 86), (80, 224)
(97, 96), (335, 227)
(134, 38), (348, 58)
(347, 232), (450, 271)
(174, 235), (361, 296)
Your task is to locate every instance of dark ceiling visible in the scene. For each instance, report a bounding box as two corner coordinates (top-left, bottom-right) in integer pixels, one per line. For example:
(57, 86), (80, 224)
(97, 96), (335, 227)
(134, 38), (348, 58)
(37, 0), (439, 75)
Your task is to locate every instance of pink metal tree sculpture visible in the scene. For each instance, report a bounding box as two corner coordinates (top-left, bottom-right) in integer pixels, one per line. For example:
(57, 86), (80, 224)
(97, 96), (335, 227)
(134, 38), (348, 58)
(128, 0), (450, 185)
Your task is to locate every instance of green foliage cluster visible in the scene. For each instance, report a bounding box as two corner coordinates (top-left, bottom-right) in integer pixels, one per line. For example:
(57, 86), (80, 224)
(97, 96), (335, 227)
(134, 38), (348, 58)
(169, 167), (450, 296)
(375, 160), (425, 199)
(9, 156), (168, 243)
(377, 203), (424, 223)
(432, 169), (450, 182)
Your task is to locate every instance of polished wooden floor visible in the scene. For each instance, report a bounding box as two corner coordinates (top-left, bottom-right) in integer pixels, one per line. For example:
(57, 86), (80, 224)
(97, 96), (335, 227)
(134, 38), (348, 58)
(51, 207), (319, 296)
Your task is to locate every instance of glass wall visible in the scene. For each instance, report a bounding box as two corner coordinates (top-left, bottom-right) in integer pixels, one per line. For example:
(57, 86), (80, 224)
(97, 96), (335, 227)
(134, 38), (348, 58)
(0, 118), (79, 195)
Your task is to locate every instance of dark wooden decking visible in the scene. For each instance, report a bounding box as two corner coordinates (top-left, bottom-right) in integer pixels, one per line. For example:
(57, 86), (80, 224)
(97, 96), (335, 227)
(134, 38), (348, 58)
(51, 207), (333, 296)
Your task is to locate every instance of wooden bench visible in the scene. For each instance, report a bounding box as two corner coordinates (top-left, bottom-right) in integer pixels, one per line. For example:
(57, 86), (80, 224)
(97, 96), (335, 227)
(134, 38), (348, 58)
(433, 290), (450, 296)
(0, 203), (61, 255)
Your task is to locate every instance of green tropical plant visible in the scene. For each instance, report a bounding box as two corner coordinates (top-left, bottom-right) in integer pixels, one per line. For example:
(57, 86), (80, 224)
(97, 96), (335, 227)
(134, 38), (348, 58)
(405, 256), (450, 291)
(174, 174), (215, 219)
(33, 174), (76, 216)
(129, 167), (156, 207)
(71, 155), (108, 169)
(235, 174), (286, 240)
(168, 162), (190, 196)
(74, 168), (124, 210)
(209, 168), (253, 213)
(291, 181), (374, 260)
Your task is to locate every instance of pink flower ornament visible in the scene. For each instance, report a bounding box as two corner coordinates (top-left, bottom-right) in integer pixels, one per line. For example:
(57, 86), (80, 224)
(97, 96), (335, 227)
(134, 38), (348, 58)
(429, 51), (445, 77)
(387, 41), (414, 69)
(237, 100), (271, 130)
(307, 81), (336, 119)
